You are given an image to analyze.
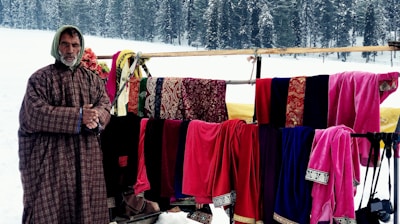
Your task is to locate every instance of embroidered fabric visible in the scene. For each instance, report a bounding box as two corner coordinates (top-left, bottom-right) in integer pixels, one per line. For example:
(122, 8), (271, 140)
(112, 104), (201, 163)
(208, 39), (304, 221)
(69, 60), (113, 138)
(305, 168), (329, 185)
(212, 191), (236, 207)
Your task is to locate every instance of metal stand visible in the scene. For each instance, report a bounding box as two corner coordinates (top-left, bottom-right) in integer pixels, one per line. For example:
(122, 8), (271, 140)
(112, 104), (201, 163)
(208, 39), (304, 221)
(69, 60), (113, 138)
(394, 116), (400, 224)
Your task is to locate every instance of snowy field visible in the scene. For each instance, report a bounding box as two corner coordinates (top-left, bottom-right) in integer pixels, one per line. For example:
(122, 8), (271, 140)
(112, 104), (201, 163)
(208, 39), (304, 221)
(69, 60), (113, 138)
(0, 27), (399, 223)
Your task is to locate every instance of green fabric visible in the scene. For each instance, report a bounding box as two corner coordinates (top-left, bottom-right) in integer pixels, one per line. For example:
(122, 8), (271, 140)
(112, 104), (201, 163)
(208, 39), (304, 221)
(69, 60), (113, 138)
(50, 25), (85, 68)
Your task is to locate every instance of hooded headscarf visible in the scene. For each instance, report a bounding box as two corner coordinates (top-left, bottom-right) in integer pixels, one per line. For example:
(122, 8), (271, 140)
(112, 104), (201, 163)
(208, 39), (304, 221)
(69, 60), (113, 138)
(50, 25), (85, 68)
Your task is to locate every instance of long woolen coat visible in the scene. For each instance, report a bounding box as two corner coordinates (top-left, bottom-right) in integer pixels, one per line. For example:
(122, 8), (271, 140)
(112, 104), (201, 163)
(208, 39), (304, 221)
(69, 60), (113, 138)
(18, 25), (111, 224)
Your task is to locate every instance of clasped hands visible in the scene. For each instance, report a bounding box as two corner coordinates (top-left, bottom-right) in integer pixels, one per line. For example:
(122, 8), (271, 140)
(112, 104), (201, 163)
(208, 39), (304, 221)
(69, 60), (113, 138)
(82, 104), (99, 130)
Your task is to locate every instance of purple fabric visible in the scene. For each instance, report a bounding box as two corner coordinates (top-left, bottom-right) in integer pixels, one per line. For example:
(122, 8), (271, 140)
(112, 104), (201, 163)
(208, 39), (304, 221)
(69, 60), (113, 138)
(259, 124), (282, 224)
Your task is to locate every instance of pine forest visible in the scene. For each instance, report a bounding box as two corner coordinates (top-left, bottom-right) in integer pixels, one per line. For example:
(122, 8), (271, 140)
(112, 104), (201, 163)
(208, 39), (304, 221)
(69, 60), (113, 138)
(0, 0), (399, 61)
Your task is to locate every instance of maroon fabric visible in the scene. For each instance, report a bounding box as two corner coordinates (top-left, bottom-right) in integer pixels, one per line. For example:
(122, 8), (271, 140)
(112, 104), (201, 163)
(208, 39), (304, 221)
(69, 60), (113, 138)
(180, 78), (228, 123)
(160, 119), (182, 197)
(18, 62), (111, 224)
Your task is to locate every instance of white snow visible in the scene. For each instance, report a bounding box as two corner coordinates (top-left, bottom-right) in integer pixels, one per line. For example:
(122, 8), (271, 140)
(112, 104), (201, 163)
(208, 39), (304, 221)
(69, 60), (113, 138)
(0, 27), (399, 223)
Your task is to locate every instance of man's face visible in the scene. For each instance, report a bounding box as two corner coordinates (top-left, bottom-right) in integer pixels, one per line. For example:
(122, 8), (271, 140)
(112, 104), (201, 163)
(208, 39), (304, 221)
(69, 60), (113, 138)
(58, 33), (81, 67)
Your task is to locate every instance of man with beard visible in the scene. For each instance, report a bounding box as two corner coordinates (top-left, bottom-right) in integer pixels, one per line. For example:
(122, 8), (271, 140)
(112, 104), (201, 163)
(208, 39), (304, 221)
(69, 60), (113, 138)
(18, 25), (111, 223)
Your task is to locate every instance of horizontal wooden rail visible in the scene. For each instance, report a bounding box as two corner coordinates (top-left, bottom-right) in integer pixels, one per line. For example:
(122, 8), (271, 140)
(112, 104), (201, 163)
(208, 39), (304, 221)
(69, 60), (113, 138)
(97, 45), (400, 59)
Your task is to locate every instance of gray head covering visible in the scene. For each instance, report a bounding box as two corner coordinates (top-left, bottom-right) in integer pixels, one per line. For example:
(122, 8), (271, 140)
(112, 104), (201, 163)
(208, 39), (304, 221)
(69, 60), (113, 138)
(50, 25), (85, 68)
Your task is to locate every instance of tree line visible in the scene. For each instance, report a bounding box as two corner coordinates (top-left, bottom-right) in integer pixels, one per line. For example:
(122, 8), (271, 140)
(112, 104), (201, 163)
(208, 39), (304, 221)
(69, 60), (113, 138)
(0, 0), (399, 61)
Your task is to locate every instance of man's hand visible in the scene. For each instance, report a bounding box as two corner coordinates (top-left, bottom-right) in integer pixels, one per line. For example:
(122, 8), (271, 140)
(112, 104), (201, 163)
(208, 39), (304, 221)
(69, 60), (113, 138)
(82, 104), (99, 129)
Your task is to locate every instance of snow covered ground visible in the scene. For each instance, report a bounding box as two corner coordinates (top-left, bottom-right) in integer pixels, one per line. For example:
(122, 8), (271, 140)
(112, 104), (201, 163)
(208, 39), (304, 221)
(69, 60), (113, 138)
(0, 27), (399, 223)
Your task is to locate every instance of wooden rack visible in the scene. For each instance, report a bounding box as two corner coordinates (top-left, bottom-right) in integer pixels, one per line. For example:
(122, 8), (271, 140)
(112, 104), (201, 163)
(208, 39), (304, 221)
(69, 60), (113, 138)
(97, 43), (400, 59)
(101, 43), (400, 223)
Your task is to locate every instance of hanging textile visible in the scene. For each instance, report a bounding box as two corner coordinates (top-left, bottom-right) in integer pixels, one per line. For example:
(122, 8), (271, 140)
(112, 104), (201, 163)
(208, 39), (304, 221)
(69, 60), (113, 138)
(174, 120), (191, 200)
(303, 75), (329, 129)
(255, 78), (272, 124)
(380, 107), (400, 151)
(328, 71), (398, 166)
(105, 51), (121, 103)
(160, 119), (182, 198)
(101, 113), (141, 197)
(273, 126), (315, 224)
(269, 78), (290, 128)
(180, 78), (228, 123)
(207, 119), (262, 223)
(285, 76), (307, 127)
(160, 77), (184, 120)
(115, 50), (134, 116)
(154, 78), (164, 119)
(208, 119), (243, 208)
(100, 113), (142, 219)
(128, 78), (140, 114)
(182, 120), (221, 204)
(143, 119), (169, 209)
(137, 78), (148, 117)
(305, 125), (360, 224)
(226, 102), (254, 124)
(106, 50), (144, 116)
(145, 77), (158, 118)
(257, 74), (329, 129)
(133, 118), (151, 195)
(233, 123), (262, 223)
(259, 124), (282, 224)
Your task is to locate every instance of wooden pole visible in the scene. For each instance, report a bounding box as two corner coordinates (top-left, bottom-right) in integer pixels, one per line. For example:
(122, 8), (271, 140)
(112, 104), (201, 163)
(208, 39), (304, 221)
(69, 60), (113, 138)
(97, 45), (400, 59)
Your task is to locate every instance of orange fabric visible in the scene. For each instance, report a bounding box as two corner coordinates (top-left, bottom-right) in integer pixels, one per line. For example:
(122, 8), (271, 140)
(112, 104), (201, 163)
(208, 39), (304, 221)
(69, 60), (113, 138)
(128, 78), (140, 114)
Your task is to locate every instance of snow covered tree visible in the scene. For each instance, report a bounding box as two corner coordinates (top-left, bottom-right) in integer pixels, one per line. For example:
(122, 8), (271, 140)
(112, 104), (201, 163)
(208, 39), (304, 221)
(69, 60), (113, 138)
(75, 0), (93, 34)
(333, 0), (354, 61)
(22, 0), (39, 29)
(291, 0), (302, 48)
(0, 0), (3, 25)
(130, 0), (158, 42)
(186, 0), (195, 45)
(302, 0), (317, 47)
(235, 0), (250, 49)
(185, 0), (208, 47)
(270, 0), (297, 48)
(119, 0), (135, 39)
(362, 3), (378, 62)
(9, 0), (22, 28)
(0, 0), (397, 56)
(204, 0), (219, 49)
(372, 1), (389, 46)
(248, 0), (261, 48)
(315, 0), (335, 48)
(156, 0), (174, 44)
(84, 0), (105, 36)
(97, 0), (108, 36)
(58, 0), (76, 27)
(382, 0), (400, 41)
(217, 0), (234, 48)
(258, 2), (274, 48)
(173, 0), (185, 45)
(104, 0), (123, 38)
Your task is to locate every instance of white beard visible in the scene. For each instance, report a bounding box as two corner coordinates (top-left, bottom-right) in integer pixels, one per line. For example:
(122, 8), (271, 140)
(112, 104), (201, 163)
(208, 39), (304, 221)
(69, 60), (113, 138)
(59, 50), (78, 67)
